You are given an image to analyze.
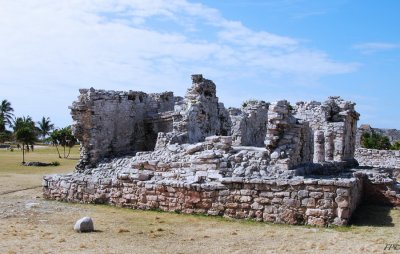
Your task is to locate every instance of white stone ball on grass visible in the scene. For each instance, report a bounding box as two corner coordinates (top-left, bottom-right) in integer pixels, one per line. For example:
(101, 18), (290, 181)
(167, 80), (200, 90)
(74, 217), (94, 233)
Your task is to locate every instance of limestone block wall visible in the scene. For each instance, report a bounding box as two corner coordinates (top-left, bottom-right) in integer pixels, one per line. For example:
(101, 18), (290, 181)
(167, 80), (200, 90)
(70, 88), (174, 170)
(230, 101), (269, 147)
(355, 148), (400, 169)
(265, 100), (312, 170)
(43, 174), (363, 226)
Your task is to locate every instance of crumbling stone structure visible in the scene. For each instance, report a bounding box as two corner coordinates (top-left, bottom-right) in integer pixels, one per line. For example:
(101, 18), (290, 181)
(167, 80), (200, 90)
(71, 88), (175, 169)
(43, 75), (400, 226)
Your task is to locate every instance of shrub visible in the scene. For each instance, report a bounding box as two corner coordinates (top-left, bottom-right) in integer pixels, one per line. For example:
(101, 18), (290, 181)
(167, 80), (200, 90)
(391, 141), (400, 150)
(51, 161), (60, 166)
(361, 132), (391, 150)
(242, 99), (260, 108)
(0, 131), (12, 143)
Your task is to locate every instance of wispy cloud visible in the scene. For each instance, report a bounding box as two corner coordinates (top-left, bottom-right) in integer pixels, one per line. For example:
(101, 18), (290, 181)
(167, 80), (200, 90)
(0, 0), (358, 126)
(0, 0), (357, 84)
(354, 42), (400, 54)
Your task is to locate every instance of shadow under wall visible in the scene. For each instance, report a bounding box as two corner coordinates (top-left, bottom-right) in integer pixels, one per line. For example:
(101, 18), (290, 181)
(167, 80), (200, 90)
(350, 177), (397, 227)
(350, 205), (394, 227)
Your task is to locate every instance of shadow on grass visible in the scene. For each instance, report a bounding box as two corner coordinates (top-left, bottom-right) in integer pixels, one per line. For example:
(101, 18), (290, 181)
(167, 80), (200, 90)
(350, 205), (394, 227)
(77, 230), (103, 233)
(65, 157), (79, 160)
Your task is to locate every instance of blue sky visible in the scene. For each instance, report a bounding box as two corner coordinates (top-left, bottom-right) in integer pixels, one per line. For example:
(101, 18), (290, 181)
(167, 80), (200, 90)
(0, 0), (399, 129)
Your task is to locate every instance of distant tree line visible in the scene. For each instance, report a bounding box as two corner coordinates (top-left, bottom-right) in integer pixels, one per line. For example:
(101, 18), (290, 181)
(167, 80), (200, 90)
(0, 99), (77, 163)
(361, 131), (400, 150)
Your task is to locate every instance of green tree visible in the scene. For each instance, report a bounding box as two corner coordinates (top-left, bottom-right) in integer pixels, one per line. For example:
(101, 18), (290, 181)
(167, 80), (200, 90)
(37, 116), (54, 141)
(391, 141), (400, 150)
(12, 116), (36, 132)
(0, 99), (14, 133)
(361, 132), (391, 150)
(14, 116), (37, 164)
(50, 129), (62, 158)
(51, 126), (77, 158)
(0, 131), (12, 143)
(0, 114), (12, 142)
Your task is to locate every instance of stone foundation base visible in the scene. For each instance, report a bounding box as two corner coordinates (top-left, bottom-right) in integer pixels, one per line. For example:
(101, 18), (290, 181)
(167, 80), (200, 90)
(43, 174), (368, 226)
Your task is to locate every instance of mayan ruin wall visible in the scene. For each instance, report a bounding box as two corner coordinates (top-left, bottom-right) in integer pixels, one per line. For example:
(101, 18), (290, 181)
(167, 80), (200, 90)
(43, 74), (400, 226)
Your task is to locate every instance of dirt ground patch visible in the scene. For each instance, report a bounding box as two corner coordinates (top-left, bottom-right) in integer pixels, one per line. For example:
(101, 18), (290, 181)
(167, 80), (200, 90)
(1, 147), (400, 253)
(2, 188), (400, 254)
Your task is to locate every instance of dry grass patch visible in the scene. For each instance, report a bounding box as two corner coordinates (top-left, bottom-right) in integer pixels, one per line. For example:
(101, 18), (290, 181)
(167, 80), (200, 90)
(2, 192), (400, 253)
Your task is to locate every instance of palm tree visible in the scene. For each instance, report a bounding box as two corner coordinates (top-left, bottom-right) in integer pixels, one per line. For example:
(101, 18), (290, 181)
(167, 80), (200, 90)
(0, 99), (14, 132)
(12, 116), (35, 132)
(14, 116), (36, 164)
(37, 116), (54, 141)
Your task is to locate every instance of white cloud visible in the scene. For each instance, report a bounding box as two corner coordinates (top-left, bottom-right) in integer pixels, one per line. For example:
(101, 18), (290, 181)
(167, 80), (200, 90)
(0, 0), (358, 126)
(354, 42), (400, 54)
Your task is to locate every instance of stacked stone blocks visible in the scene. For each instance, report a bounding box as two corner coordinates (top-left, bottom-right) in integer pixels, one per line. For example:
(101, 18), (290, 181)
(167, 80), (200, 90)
(43, 172), (362, 226)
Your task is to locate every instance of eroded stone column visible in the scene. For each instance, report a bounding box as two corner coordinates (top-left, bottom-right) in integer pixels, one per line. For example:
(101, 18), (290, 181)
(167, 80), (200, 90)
(313, 130), (325, 163)
(324, 131), (334, 161)
(334, 135), (344, 162)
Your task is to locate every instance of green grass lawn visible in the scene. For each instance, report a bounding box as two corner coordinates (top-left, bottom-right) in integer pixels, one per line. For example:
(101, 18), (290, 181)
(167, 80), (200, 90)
(0, 145), (79, 174)
(0, 145), (80, 193)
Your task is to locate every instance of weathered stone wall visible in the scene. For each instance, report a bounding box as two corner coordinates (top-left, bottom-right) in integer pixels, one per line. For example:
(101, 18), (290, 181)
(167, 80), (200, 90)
(172, 75), (230, 144)
(43, 173), (363, 226)
(230, 101), (269, 147)
(70, 88), (174, 170)
(355, 148), (400, 169)
(265, 100), (311, 171)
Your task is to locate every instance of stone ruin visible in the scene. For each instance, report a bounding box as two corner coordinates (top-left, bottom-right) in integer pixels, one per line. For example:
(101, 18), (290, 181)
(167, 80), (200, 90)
(43, 74), (400, 226)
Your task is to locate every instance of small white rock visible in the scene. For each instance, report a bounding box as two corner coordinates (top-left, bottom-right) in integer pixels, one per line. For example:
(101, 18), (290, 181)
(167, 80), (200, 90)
(270, 151), (280, 159)
(74, 217), (94, 233)
(25, 203), (40, 209)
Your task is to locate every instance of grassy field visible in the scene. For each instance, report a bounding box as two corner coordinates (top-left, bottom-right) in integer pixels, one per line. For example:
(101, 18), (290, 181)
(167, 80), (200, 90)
(1, 146), (400, 253)
(0, 146), (79, 194)
(0, 145), (80, 174)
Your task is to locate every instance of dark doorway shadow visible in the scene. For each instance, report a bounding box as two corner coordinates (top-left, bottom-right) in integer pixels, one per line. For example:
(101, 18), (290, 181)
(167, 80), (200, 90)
(350, 205), (394, 227)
